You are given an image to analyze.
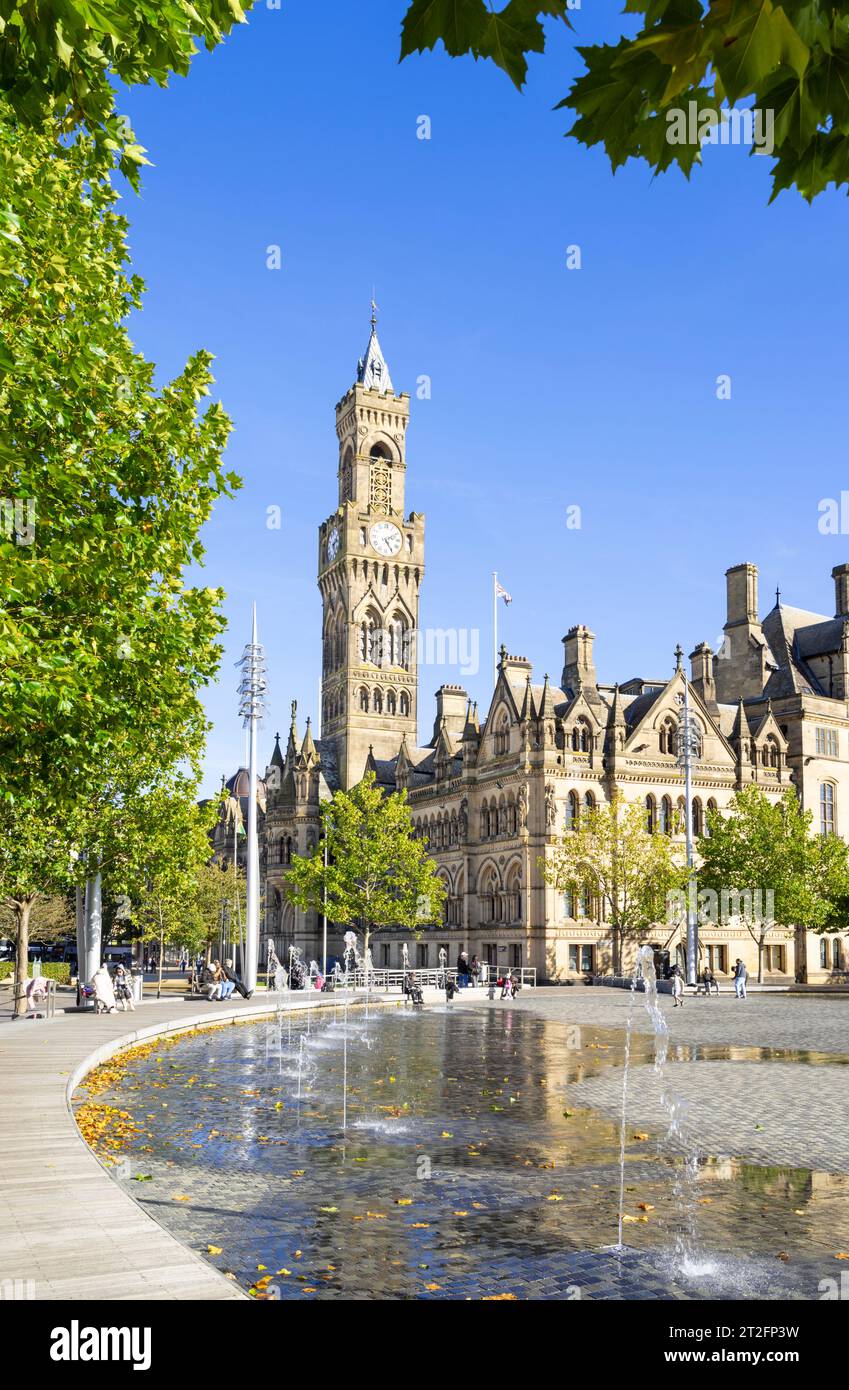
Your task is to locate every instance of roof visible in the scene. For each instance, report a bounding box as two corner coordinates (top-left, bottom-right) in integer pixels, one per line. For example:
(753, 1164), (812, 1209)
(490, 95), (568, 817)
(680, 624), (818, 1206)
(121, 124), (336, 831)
(357, 322), (394, 394)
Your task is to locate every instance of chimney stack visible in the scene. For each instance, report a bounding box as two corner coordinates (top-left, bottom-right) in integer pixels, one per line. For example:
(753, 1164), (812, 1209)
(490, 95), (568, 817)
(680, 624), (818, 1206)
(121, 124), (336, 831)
(832, 563), (849, 618)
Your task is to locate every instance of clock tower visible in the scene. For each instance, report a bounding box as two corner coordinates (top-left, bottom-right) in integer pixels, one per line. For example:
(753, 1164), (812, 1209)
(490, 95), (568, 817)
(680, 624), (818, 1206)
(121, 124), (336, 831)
(318, 309), (425, 788)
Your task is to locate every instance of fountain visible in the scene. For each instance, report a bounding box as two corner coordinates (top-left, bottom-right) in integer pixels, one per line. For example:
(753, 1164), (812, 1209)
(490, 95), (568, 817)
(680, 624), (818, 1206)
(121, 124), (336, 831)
(614, 944), (711, 1279)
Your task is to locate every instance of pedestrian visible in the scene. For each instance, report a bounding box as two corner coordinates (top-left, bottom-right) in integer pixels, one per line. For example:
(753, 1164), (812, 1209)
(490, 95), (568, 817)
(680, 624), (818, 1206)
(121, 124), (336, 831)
(456, 950), (470, 989)
(91, 963), (118, 1014)
(113, 964), (135, 1012)
(671, 963), (684, 1008)
(733, 958), (748, 999)
(702, 965), (719, 997)
(222, 958), (252, 1000)
(469, 955), (481, 988)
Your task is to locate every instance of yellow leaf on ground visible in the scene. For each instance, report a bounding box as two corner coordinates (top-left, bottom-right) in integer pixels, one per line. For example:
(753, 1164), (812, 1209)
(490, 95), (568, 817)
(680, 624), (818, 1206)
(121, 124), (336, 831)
(632, 1133), (649, 1141)
(835, 1252), (849, 1259)
(395, 1198), (413, 1206)
(637, 1203), (655, 1212)
(172, 1194), (191, 1202)
(207, 1245), (223, 1256)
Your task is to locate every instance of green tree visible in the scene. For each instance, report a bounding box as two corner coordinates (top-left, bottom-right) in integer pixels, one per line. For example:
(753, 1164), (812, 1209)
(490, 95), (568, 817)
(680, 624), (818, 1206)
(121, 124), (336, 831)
(698, 786), (849, 982)
(0, 788), (78, 1014)
(0, 118), (238, 815)
(285, 771), (447, 974)
(541, 792), (689, 975)
(118, 780), (218, 996)
(0, 0), (254, 182)
(400, 0), (849, 202)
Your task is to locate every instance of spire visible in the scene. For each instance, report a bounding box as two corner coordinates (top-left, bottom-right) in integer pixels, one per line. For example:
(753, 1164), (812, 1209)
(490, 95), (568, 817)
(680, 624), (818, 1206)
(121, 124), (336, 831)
(299, 716), (317, 763)
(610, 682), (626, 727)
(732, 698), (750, 742)
(285, 699), (298, 765)
(357, 298), (394, 393)
(674, 643), (684, 672)
(462, 700), (480, 741)
(270, 731), (285, 770)
(537, 673), (555, 721)
(519, 673), (535, 722)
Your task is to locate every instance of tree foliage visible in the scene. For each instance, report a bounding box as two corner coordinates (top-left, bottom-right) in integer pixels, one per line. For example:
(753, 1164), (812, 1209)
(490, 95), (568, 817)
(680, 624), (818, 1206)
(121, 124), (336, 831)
(699, 785), (849, 937)
(541, 792), (689, 974)
(0, 117), (239, 815)
(285, 772), (447, 959)
(0, 0), (255, 181)
(400, 0), (849, 201)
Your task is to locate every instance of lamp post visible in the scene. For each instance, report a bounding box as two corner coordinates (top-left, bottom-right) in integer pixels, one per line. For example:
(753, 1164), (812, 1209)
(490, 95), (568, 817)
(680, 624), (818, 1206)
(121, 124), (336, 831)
(237, 603), (267, 993)
(675, 649), (699, 986)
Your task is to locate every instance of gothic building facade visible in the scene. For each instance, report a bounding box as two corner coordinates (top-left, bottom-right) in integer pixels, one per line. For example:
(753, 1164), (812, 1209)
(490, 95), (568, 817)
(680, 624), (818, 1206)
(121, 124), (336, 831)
(221, 321), (849, 986)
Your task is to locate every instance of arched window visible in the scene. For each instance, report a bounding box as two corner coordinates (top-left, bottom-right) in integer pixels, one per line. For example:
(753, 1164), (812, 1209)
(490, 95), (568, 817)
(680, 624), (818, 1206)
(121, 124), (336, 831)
(508, 797), (517, 835)
(386, 690), (397, 716)
(659, 795), (672, 835)
(763, 736), (779, 767)
(659, 718), (677, 755)
(692, 797), (703, 837)
(400, 690), (410, 717)
(359, 686), (369, 712)
(705, 798), (717, 837)
(367, 609), (384, 665)
(645, 794), (656, 834)
(479, 867), (498, 923)
(565, 789), (580, 830)
(341, 448), (354, 502)
(572, 720), (592, 753)
(277, 836), (286, 864)
(583, 791), (595, 815)
(820, 782), (836, 835)
(505, 863), (522, 922)
(373, 688), (383, 715)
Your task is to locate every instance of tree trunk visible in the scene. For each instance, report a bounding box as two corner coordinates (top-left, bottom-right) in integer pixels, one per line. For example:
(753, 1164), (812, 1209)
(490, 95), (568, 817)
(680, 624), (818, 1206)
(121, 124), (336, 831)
(13, 898), (33, 1019)
(363, 926), (371, 992)
(157, 918), (165, 1000)
(757, 938), (764, 985)
(794, 924), (808, 983)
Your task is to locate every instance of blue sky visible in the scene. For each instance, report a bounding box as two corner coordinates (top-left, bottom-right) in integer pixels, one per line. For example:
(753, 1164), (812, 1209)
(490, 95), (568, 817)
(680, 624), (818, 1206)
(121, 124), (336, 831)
(117, 3), (849, 796)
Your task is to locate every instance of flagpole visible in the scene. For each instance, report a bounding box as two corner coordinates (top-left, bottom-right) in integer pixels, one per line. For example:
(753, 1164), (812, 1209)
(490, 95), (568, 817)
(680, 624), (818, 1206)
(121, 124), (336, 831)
(493, 571), (498, 688)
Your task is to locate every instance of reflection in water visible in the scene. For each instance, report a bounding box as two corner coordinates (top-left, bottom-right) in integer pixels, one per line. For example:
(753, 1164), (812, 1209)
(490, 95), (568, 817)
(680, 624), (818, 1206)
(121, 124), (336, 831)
(73, 1006), (849, 1301)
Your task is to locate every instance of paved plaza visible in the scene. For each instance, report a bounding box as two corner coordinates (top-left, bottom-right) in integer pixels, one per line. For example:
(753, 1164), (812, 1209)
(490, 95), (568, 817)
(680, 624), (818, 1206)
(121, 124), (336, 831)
(1, 984), (847, 1301)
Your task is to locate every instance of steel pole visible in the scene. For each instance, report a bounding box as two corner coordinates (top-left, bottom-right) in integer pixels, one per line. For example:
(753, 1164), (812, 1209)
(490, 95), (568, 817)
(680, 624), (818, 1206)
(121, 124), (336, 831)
(683, 675), (698, 986)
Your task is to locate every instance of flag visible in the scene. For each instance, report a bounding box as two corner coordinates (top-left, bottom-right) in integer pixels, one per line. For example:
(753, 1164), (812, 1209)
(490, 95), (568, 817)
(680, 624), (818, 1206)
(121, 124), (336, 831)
(495, 580), (512, 605)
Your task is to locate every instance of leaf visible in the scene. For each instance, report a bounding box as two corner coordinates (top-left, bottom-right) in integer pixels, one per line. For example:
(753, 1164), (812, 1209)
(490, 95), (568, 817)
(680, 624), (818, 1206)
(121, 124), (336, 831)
(207, 1245), (223, 1255)
(714, 2), (809, 106)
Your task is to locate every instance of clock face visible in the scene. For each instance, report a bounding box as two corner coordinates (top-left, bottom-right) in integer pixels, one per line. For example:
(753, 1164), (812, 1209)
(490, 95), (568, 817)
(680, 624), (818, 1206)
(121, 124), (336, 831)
(326, 528), (340, 562)
(369, 521), (402, 557)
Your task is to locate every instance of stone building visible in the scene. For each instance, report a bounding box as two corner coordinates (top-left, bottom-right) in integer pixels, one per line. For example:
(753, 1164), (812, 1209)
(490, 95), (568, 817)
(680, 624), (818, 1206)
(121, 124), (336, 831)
(226, 318), (849, 986)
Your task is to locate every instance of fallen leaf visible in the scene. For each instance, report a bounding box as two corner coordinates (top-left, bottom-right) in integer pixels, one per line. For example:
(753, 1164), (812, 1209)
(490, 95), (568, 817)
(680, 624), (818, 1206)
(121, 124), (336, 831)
(632, 1133), (649, 1141)
(207, 1245), (223, 1256)
(637, 1203), (655, 1212)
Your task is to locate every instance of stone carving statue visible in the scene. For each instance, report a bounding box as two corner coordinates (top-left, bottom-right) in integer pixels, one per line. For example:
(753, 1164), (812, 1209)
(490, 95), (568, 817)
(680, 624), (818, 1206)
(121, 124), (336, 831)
(517, 785), (528, 829)
(545, 783), (556, 828)
(459, 798), (468, 838)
